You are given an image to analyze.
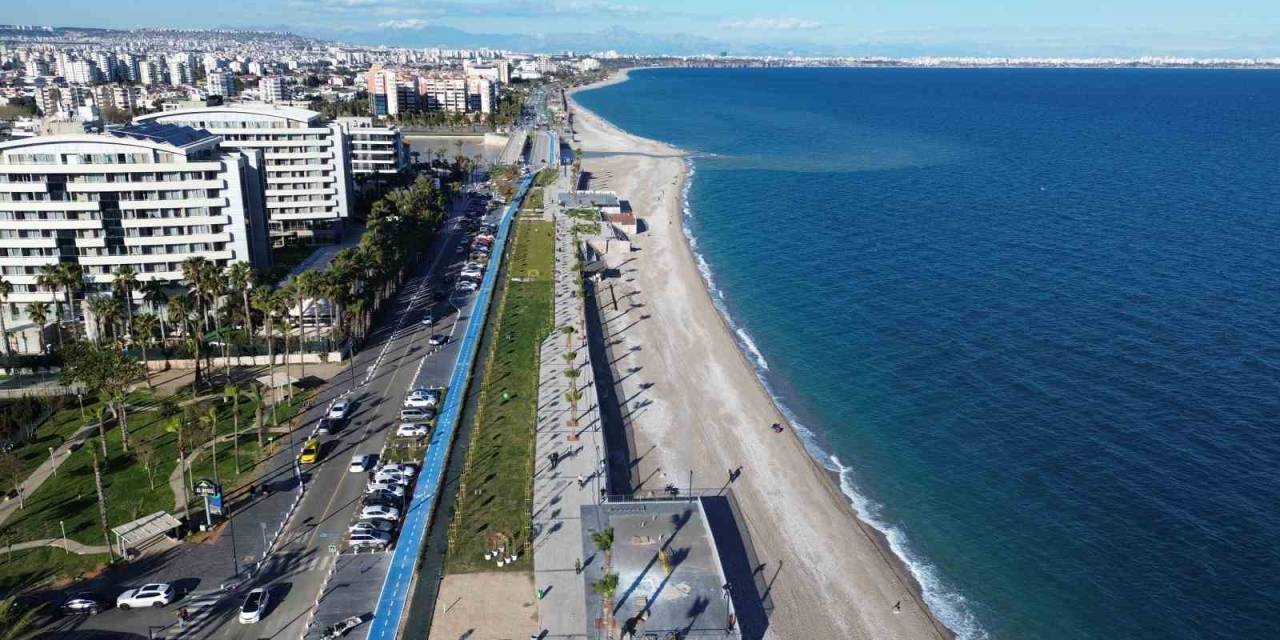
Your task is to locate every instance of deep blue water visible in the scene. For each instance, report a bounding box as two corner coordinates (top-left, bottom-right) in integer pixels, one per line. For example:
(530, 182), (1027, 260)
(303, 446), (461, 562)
(575, 68), (1280, 640)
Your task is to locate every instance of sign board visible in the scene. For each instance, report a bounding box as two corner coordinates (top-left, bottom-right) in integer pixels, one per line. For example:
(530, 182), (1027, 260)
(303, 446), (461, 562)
(208, 493), (224, 516)
(328, 544), (338, 554)
(194, 479), (219, 496)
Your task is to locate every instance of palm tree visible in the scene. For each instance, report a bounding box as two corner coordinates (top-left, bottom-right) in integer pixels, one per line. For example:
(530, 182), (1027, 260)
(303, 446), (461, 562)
(27, 301), (48, 353)
(35, 264), (64, 347)
(290, 274), (316, 380)
(592, 526), (615, 571)
(201, 406), (221, 484)
(224, 384), (242, 474)
(167, 293), (201, 391)
(591, 573), (620, 632)
(111, 265), (138, 340)
(247, 383), (266, 448)
(92, 401), (108, 457)
(226, 262), (255, 357)
(559, 324), (576, 349)
(111, 389), (130, 454)
(165, 415), (191, 521)
(564, 388), (583, 428)
(251, 286), (279, 407)
(0, 277), (12, 358)
(134, 313), (159, 387)
(57, 262), (83, 338)
(140, 279), (170, 343)
(0, 594), (42, 640)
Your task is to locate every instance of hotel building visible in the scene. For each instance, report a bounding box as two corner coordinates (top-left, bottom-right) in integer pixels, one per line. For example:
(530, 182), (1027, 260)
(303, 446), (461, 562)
(136, 104), (354, 243)
(0, 122), (270, 351)
(337, 117), (409, 177)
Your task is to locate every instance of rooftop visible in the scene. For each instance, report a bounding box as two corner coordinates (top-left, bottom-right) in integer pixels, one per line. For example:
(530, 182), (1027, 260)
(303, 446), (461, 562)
(137, 101), (322, 125)
(108, 121), (216, 148)
(580, 499), (743, 639)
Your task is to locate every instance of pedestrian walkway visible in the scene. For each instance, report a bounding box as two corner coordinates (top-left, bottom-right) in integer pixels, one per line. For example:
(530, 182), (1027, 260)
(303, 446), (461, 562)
(0, 423), (95, 528)
(0, 537), (110, 556)
(531, 172), (607, 638)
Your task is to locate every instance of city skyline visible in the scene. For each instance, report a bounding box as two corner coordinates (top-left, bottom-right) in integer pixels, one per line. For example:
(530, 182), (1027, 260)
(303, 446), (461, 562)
(7, 0), (1280, 57)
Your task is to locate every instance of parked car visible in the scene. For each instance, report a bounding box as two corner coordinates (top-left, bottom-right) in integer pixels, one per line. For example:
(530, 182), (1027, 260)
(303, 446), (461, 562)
(349, 518), (396, 534)
(364, 489), (404, 506)
(428, 334), (449, 346)
(116, 583), (175, 609)
(298, 439), (320, 464)
(403, 395), (436, 410)
(409, 387), (442, 403)
(359, 504), (400, 521)
(374, 469), (412, 485)
(457, 281), (478, 292)
(328, 400), (351, 420)
(365, 482), (406, 498)
(400, 408), (434, 423)
(349, 454), (374, 473)
(396, 422), (430, 438)
(60, 592), (106, 616)
(238, 588), (269, 624)
(379, 462), (418, 477)
(348, 530), (392, 550)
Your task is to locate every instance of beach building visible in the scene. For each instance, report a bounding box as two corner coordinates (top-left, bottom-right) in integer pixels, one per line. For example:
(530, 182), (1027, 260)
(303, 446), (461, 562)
(0, 122), (270, 351)
(336, 116), (409, 177)
(135, 103), (355, 244)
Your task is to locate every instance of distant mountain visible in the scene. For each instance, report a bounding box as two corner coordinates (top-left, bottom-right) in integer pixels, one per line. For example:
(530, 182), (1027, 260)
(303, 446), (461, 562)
(308, 24), (730, 56)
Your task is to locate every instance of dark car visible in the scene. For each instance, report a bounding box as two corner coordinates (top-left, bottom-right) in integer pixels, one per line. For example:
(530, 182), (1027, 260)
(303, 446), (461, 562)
(60, 592), (107, 616)
(316, 418), (336, 435)
(428, 334), (449, 346)
(363, 490), (403, 507)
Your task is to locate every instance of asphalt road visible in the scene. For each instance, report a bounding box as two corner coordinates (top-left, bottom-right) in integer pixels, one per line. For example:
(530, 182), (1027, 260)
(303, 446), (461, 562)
(45, 189), (491, 640)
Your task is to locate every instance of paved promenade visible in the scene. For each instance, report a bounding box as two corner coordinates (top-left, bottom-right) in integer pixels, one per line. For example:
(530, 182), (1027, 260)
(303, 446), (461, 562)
(532, 175), (607, 638)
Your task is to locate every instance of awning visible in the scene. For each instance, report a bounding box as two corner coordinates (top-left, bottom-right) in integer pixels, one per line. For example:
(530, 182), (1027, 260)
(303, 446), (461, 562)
(111, 511), (182, 551)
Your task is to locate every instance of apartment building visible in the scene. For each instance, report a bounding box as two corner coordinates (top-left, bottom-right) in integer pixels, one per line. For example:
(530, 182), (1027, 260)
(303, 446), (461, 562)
(205, 71), (236, 97)
(259, 76), (286, 103)
(136, 103), (354, 243)
(337, 117), (409, 177)
(0, 122), (270, 351)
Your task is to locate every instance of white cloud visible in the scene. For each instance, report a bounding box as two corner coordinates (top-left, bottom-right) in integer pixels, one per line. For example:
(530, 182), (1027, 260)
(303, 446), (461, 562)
(378, 18), (429, 29)
(723, 16), (823, 31)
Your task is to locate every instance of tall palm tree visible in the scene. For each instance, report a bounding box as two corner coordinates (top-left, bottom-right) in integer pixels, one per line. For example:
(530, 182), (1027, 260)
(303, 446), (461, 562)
(201, 406), (221, 484)
(133, 313), (159, 388)
(224, 384), (242, 474)
(0, 277), (12, 358)
(203, 266), (230, 381)
(35, 264), (64, 347)
(86, 295), (115, 344)
(92, 401), (108, 457)
(140, 279), (170, 343)
(167, 293), (201, 390)
(56, 262), (83, 338)
(111, 265), (138, 340)
(112, 389), (130, 454)
(226, 262), (256, 357)
(165, 415), (191, 521)
(251, 285), (279, 407)
(247, 383), (266, 448)
(27, 301), (48, 353)
(283, 279), (308, 381)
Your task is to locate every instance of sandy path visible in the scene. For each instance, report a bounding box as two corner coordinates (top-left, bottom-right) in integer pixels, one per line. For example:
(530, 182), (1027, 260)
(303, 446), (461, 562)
(567, 70), (952, 640)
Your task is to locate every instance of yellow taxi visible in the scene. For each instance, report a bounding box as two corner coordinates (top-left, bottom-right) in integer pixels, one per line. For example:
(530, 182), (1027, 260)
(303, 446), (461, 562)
(298, 438), (320, 464)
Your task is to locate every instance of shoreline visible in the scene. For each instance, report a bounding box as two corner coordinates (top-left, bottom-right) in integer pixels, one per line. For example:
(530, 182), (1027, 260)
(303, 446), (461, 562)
(567, 69), (958, 639)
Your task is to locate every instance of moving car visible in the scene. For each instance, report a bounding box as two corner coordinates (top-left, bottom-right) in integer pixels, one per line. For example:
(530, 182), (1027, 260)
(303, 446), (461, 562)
(116, 583), (175, 609)
(365, 482), (406, 498)
(238, 588), (269, 624)
(348, 530), (392, 550)
(359, 504), (400, 521)
(328, 399), (351, 420)
(298, 439), (320, 464)
(60, 592), (106, 616)
(349, 454), (374, 473)
(400, 408), (434, 423)
(428, 334), (449, 346)
(315, 418), (335, 436)
(420, 315), (433, 326)
(349, 518), (396, 534)
(396, 422), (429, 438)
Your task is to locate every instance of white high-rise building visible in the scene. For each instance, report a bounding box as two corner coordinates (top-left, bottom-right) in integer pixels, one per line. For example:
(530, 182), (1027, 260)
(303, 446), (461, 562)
(259, 76), (286, 103)
(0, 122), (271, 350)
(138, 59), (163, 87)
(65, 59), (99, 85)
(24, 58), (49, 79)
(136, 104), (354, 243)
(205, 71), (235, 97)
(337, 117), (409, 177)
(167, 54), (195, 86)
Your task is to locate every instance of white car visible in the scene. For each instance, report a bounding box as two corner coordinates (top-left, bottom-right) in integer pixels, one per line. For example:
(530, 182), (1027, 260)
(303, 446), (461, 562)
(457, 281), (478, 292)
(349, 454), (374, 473)
(328, 400), (351, 420)
(360, 504), (400, 521)
(349, 530), (392, 549)
(420, 315), (433, 326)
(396, 422), (430, 438)
(380, 463), (418, 477)
(366, 482), (406, 498)
(116, 583), (175, 609)
(374, 469), (412, 485)
(349, 519), (396, 534)
(238, 588), (269, 624)
(403, 395), (437, 410)
(460, 270), (483, 281)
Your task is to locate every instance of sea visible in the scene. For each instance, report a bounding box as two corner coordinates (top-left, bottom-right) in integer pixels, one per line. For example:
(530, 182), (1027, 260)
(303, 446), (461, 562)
(574, 68), (1280, 640)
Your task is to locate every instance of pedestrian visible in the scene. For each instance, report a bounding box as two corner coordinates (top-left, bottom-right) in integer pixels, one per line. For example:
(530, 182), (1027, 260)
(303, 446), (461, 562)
(893, 601), (901, 613)
(577, 474), (586, 487)
(574, 558), (582, 574)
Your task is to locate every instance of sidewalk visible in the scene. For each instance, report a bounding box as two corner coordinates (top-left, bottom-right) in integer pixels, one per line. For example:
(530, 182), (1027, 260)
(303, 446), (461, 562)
(0, 423), (95, 528)
(531, 173), (607, 638)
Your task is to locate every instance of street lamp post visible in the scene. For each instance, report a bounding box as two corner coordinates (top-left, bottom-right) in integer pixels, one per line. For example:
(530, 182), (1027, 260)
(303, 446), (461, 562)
(48, 447), (56, 477)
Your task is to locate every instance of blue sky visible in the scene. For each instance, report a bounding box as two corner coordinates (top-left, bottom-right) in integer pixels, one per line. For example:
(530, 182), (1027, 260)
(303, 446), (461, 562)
(9, 0), (1280, 56)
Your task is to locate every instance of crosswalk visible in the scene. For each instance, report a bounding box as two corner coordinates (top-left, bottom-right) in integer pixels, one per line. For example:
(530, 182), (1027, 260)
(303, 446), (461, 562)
(177, 589), (224, 625)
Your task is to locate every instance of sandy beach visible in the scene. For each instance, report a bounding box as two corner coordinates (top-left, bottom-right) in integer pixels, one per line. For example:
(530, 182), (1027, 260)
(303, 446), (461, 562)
(568, 70), (954, 640)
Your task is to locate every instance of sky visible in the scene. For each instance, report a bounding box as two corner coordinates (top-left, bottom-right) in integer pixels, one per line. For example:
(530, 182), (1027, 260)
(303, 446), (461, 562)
(8, 0), (1280, 57)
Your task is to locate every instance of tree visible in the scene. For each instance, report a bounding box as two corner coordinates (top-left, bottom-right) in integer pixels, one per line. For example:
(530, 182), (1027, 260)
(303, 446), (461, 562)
(559, 324), (576, 349)
(92, 403), (108, 458)
(247, 383), (266, 448)
(224, 384), (242, 474)
(26, 301), (47, 353)
(227, 262), (256, 358)
(251, 286), (280, 407)
(134, 438), (158, 490)
(591, 572), (620, 633)
(133, 313), (159, 387)
(111, 389), (131, 454)
(35, 265), (65, 347)
(0, 592), (43, 640)
(111, 266), (138, 341)
(592, 527), (614, 567)
(165, 416), (191, 521)
(0, 453), (22, 510)
(201, 406), (221, 484)
(140, 280), (170, 344)
(0, 277), (12, 357)
(90, 451), (116, 562)
(60, 341), (143, 420)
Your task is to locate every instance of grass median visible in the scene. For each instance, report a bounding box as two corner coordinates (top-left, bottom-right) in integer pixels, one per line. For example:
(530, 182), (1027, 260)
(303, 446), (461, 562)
(445, 219), (554, 573)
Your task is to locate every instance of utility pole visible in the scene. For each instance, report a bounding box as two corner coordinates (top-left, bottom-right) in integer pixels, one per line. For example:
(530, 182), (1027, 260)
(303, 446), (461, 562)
(91, 452), (115, 562)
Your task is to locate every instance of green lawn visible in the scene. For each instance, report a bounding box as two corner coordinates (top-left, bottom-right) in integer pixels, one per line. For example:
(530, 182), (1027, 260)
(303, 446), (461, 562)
(0, 545), (109, 594)
(0, 389), (308, 588)
(525, 187), (545, 211)
(446, 220), (554, 573)
(266, 243), (318, 284)
(535, 168), (558, 187)
(1, 396), (95, 496)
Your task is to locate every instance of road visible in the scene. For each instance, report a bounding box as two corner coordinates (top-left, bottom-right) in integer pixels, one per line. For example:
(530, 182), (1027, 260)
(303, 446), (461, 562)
(49, 189), (489, 640)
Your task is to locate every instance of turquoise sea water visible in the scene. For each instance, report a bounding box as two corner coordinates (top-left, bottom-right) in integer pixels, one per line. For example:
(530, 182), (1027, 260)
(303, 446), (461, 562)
(575, 68), (1280, 640)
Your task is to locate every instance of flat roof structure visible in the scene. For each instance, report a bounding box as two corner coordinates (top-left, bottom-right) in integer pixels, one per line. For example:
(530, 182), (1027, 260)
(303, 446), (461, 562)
(580, 499), (743, 639)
